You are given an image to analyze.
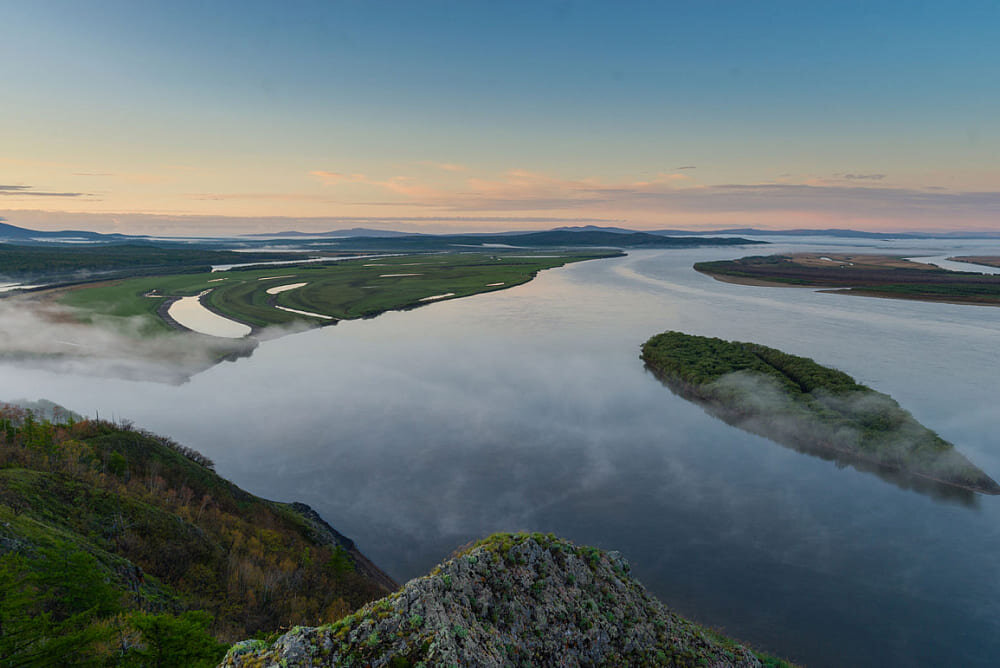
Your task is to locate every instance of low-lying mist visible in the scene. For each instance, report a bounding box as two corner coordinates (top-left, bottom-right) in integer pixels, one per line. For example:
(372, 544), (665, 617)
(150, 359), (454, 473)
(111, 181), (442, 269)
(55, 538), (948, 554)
(688, 370), (991, 503)
(0, 295), (302, 383)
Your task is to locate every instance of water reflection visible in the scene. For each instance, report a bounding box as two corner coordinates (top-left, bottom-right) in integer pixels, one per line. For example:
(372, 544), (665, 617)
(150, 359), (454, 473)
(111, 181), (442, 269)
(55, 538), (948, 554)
(166, 290), (252, 338)
(644, 362), (981, 506)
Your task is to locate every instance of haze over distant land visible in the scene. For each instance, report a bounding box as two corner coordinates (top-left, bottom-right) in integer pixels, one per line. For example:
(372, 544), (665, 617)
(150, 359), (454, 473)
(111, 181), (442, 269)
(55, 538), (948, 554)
(2, 3), (999, 236)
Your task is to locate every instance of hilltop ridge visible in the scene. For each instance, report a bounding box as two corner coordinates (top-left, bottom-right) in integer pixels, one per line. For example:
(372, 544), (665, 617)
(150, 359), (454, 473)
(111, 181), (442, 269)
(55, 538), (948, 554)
(224, 532), (781, 668)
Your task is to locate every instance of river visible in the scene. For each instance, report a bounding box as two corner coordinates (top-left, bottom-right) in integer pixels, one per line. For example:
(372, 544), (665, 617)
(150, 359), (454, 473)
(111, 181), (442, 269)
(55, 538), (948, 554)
(3, 236), (1000, 666)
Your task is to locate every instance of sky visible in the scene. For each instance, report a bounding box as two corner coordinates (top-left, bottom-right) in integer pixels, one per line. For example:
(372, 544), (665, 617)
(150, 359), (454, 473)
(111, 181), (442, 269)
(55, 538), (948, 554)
(2, 0), (998, 235)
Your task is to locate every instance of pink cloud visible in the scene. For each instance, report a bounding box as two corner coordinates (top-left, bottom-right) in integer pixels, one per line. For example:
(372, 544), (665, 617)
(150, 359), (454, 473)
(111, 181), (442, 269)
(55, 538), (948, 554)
(419, 161), (466, 172)
(310, 170), (368, 185)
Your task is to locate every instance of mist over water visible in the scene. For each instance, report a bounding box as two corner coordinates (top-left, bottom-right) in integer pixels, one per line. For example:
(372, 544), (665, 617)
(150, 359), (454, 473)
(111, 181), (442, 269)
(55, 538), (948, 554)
(4, 238), (1000, 667)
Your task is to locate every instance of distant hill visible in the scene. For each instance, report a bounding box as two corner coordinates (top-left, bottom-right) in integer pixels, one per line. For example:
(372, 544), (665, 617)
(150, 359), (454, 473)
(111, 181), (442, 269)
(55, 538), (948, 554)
(240, 226), (761, 246)
(651, 227), (1000, 239)
(0, 221), (135, 242)
(550, 224), (640, 234)
(313, 229), (761, 251)
(505, 229), (755, 247)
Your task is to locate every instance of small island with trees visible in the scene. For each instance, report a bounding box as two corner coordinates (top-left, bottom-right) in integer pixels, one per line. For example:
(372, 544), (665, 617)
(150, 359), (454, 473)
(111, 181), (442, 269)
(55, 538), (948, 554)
(641, 331), (1000, 496)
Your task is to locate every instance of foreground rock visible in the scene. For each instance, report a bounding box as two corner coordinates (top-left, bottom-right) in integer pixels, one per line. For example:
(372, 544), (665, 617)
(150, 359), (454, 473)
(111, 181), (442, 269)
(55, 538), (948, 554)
(223, 533), (768, 667)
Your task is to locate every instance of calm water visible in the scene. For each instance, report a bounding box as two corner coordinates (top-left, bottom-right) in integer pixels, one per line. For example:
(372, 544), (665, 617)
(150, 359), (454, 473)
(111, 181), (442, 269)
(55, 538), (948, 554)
(4, 237), (1000, 667)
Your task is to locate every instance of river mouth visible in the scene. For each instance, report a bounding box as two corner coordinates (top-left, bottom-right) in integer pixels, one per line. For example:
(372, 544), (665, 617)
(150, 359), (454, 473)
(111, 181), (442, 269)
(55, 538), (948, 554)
(166, 291), (252, 338)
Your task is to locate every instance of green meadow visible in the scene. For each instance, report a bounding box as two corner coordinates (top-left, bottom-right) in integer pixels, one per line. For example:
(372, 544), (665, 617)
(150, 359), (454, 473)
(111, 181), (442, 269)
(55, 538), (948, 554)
(59, 252), (618, 334)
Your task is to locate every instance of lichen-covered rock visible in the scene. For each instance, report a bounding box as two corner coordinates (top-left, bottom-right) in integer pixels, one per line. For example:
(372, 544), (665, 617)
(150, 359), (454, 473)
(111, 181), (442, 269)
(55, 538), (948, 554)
(221, 533), (765, 667)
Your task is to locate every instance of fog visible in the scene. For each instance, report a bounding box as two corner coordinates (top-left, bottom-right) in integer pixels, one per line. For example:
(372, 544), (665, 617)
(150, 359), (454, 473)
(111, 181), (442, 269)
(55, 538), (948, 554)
(0, 295), (310, 383)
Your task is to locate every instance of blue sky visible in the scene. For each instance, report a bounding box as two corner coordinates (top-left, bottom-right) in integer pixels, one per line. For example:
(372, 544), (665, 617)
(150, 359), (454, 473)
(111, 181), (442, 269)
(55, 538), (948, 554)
(2, 1), (998, 233)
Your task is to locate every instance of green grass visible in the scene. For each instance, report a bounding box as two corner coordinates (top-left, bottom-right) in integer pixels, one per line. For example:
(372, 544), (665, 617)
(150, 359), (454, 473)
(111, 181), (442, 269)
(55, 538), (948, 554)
(60, 252), (615, 333)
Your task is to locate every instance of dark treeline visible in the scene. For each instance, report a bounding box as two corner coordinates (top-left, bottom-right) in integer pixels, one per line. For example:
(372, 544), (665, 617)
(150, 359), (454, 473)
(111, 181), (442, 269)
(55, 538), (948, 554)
(0, 243), (304, 281)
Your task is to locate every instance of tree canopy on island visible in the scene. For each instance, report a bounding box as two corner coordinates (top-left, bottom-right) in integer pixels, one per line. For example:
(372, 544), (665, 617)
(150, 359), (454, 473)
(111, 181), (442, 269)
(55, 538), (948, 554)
(641, 331), (1000, 496)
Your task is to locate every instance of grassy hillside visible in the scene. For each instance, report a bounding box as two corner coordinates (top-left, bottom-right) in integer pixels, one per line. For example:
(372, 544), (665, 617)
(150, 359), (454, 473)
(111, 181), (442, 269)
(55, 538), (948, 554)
(0, 404), (394, 666)
(641, 331), (1000, 496)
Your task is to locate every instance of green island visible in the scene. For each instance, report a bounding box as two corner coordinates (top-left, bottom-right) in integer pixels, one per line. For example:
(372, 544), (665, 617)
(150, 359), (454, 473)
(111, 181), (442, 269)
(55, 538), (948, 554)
(641, 331), (1000, 497)
(55, 251), (618, 334)
(0, 405), (790, 667)
(694, 253), (1000, 305)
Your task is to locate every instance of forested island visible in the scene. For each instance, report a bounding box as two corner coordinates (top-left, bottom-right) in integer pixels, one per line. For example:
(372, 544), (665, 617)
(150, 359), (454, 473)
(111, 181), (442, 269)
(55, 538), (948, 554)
(641, 331), (1000, 496)
(695, 254), (1000, 305)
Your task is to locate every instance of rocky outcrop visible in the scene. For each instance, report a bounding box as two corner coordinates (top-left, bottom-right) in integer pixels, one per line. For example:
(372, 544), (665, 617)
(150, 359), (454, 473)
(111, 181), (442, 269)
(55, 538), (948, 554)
(222, 533), (765, 667)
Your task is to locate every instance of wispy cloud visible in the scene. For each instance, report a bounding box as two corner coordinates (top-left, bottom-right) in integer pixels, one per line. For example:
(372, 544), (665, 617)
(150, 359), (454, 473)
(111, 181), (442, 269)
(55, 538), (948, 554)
(840, 173), (887, 181)
(0, 184), (90, 198)
(419, 161), (466, 172)
(333, 167), (1000, 226)
(305, 167), (1000, 227)
(676, 165), (697, 170)
(187, 192), (338, 202)
(310, 170), (445, 199)
(309, 170), (368, 186)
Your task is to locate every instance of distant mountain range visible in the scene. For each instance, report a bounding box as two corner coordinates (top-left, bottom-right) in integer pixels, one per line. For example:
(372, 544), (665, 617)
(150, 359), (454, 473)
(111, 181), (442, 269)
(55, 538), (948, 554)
(0, 222), (756, 249)
(244, 224), (1000, 240)
(0, 221), (136, 242)
(652, 227), (1000, 239)
(3, 219), (997, 245)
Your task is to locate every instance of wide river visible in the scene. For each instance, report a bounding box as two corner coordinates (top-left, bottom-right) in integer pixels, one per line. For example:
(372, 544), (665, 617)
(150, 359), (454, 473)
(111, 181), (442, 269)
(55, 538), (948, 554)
(4, 236), (1000, 666)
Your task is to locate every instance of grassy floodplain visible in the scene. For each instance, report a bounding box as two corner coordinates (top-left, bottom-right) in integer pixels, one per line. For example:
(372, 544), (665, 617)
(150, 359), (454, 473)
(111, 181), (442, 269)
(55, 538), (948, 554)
(641, 331), (1000, 497)
(59, 251), (619, 335)
(695, 253), (1000, 305)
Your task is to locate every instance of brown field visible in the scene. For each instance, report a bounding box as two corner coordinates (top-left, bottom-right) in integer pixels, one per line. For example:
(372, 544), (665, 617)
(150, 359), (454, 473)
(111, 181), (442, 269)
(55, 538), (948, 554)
(949, 256), (1000, 269)
(694, 253), (1000, 306)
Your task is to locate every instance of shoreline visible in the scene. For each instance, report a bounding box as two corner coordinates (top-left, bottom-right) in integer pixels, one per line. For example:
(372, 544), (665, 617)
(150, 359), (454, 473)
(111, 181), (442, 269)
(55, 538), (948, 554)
(698, 267), (1000, 307)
